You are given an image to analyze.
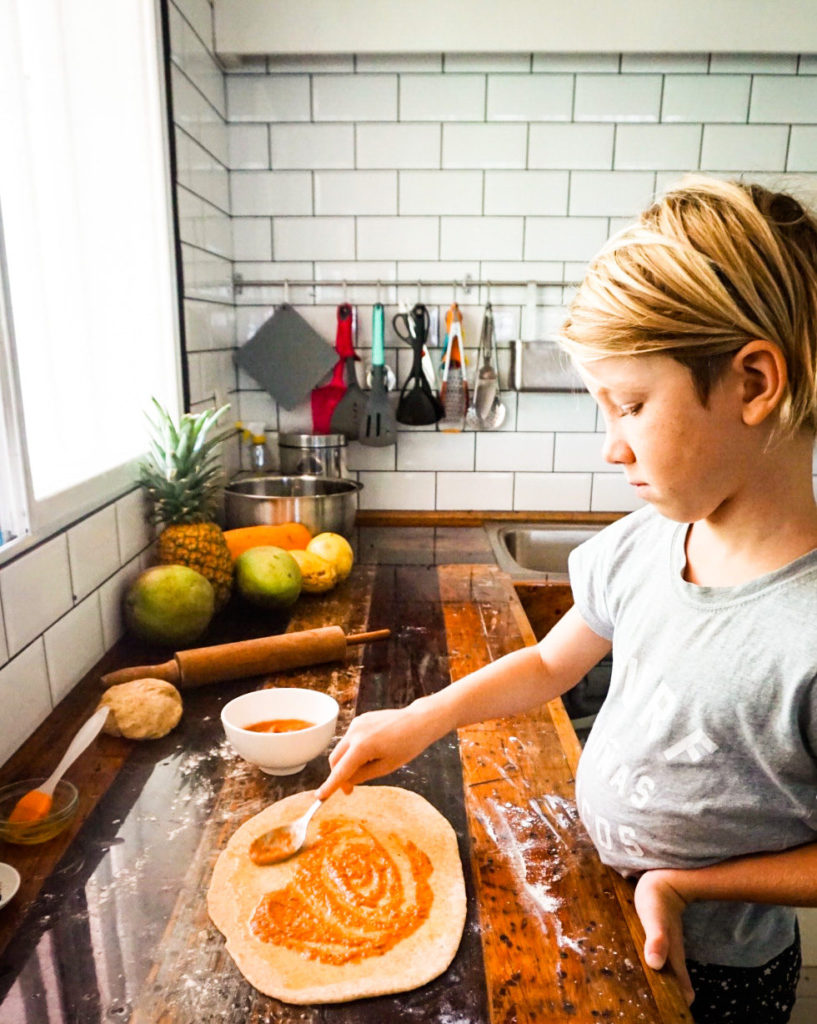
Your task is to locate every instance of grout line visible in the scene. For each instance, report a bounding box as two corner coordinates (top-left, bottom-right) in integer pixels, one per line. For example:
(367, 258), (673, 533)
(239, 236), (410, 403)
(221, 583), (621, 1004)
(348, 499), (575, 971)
(172, 61), (229, 128)
(0, 587), (9, 665)
(175, 123), (230, 175)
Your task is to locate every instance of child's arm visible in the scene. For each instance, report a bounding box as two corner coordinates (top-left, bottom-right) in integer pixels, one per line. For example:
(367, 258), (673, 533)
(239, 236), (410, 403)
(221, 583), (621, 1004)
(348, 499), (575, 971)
(634, 841), (817, 1004)
(317, 605), (610, 800)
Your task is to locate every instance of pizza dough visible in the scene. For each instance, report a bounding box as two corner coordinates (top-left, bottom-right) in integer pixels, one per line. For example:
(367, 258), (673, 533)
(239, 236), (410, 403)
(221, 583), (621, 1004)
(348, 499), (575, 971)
(97, 678), (183, 739)
(208, 786), (467, 1004)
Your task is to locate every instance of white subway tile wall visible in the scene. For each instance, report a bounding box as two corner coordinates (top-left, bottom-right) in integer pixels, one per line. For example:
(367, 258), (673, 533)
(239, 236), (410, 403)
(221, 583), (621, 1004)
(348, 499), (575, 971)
(0, 489), (156, 760)
(0, 601), (7, 666)
(171, 0), (238, 441)
(0, 642), (53, 767)
(436, 472), (515, 511)
(1, 535), (73, 658)
(219, 49), (817, 520)
(44, 594), (105, 705)
(67, 506), (121, 602)
(514, 472), (593, 512)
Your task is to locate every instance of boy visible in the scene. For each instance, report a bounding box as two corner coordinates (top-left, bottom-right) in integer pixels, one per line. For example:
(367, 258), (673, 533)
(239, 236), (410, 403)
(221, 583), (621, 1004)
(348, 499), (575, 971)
(318, 177), (817, 1024)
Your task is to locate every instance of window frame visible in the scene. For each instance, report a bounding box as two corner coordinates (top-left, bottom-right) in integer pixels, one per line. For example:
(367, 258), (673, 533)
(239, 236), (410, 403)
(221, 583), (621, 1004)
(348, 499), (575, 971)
(0, 0), (185, 567)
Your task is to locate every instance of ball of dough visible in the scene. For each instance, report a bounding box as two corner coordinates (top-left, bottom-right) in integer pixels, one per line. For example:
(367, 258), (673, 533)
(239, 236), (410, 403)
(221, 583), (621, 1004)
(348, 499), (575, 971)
(98, 678), (183, 740)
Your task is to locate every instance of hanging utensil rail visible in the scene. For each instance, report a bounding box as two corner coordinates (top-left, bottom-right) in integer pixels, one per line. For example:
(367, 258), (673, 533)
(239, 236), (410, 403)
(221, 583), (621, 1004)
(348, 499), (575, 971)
(233, 273), (580, 295)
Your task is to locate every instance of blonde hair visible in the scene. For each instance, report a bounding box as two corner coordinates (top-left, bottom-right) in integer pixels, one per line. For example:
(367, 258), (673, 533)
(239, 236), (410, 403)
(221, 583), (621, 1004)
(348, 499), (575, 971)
(560, 176), (817, 434)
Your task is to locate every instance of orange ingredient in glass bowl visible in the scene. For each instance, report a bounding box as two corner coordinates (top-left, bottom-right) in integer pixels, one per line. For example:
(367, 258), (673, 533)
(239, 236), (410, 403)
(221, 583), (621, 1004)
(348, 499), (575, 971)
(244, 719), (314, 733)
(250, 818), (433, 964)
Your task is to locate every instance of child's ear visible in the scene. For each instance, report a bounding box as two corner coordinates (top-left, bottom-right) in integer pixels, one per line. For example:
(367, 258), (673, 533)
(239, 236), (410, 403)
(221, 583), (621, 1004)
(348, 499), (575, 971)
(732, 340), (788, 426)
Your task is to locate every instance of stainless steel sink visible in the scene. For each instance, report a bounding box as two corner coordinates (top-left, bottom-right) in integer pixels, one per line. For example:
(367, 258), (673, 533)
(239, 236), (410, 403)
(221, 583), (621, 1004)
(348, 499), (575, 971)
(485, 521), (600, 581)
(485, 519), (610, 743)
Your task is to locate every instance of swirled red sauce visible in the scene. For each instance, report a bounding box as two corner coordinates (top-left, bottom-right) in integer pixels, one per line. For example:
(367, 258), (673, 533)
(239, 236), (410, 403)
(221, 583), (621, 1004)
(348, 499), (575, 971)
(249, 817), (434, 964)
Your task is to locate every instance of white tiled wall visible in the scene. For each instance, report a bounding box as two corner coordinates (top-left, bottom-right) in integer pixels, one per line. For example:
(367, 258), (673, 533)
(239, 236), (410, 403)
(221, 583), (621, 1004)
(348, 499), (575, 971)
(0, 491), (154, 765)
(197, 47), (817, 509)
(169, 0), (239, 477)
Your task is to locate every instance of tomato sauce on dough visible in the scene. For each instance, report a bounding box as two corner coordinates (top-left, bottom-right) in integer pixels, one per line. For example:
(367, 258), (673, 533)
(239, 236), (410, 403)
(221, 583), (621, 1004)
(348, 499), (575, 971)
(245, 718), (314, 733)
(249, 818), (434, 964)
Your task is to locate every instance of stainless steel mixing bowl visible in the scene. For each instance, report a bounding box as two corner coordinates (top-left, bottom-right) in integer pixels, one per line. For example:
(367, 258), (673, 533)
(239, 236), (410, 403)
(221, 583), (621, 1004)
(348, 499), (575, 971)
(224, 475), (361, 538)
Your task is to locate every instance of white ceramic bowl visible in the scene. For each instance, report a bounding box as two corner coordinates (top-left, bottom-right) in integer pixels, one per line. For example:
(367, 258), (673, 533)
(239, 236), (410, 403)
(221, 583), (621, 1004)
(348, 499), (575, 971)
(0, 862), (21, 909)
(221, 688), (339, 776)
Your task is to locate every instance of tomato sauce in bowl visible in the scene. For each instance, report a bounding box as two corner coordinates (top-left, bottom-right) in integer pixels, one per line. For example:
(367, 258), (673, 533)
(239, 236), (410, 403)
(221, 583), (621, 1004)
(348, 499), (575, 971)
(245, 718), (315, 734)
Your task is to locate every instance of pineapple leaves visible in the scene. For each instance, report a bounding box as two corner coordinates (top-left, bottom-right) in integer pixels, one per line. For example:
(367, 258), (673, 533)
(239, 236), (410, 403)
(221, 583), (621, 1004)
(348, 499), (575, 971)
(139, 399), (233, 525)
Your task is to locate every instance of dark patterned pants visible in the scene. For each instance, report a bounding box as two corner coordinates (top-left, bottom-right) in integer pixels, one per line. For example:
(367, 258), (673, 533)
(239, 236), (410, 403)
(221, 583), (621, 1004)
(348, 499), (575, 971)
(687, 925), (802, 1024)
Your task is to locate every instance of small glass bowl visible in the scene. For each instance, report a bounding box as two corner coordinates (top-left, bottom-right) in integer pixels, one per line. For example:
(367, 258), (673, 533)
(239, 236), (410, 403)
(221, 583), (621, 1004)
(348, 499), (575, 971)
(0, 778), (79, 845)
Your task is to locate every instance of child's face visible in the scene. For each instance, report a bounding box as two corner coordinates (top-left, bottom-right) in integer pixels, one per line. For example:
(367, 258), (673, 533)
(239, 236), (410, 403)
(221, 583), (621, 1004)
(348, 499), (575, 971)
(576, 351), (752, 524)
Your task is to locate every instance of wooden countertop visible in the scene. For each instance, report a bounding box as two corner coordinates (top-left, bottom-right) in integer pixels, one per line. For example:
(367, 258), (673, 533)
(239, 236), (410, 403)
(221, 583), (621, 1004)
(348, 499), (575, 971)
(0, 553), (689, 1023)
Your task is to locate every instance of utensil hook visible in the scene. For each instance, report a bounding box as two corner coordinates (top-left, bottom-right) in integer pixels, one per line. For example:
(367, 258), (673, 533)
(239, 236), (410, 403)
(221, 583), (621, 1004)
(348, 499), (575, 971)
(342, 279), (348, 302)
(452, 280), (458, 305)
(376, 280), (382, 306)
(486, 280), (491, 304)
(417, 279), (423, 304)
(283, 279), (290, 304)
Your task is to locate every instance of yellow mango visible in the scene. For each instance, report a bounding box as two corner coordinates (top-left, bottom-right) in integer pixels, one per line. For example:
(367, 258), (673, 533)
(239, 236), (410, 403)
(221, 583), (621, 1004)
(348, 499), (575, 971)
(289, 549), (338, 593)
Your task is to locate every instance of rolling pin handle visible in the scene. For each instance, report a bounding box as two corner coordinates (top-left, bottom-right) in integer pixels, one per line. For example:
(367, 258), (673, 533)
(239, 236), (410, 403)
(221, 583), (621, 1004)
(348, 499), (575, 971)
(100, 658), (181, 689)
(345, 628), (391, 646)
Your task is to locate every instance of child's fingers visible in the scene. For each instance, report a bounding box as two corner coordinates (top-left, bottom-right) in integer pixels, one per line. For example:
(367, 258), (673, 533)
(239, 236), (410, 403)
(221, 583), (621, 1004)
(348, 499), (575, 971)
(328, 734), (349, 768)
(317, 738), (377, 799)
(643, 934), (694, 1006)
(671, 956), (695, 1007)
(634, 871), (688, 1000)
(643, 933), (668, 971)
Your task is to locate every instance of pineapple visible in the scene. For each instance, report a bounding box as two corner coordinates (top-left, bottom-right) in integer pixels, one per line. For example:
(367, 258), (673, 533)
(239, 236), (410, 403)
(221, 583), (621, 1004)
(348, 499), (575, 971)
(140, 399), (234, 612)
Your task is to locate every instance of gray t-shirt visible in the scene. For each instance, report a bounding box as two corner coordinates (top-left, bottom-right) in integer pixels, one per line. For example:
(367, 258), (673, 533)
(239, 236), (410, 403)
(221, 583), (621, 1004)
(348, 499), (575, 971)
(568, 505), (817, 967)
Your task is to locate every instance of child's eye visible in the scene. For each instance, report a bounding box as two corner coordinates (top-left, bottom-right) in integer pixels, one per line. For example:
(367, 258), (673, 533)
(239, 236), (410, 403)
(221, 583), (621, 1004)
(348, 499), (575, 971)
(619, 403), (643, 417)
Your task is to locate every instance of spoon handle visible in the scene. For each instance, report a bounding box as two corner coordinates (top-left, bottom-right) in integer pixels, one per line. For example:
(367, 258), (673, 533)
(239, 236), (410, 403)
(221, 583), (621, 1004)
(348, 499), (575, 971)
(301, 798), (323, 829)
(42, 706), (109, 796)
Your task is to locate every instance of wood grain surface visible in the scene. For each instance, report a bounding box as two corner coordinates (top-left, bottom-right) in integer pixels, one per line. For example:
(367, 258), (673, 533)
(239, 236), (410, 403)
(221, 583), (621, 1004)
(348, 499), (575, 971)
(0, 557), (689, 1023)
(439, 564), (691, 1024)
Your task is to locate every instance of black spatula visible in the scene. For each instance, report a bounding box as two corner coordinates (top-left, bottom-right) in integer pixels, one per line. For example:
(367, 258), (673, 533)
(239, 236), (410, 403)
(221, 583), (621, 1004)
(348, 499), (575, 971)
(395, 303), (443, 426)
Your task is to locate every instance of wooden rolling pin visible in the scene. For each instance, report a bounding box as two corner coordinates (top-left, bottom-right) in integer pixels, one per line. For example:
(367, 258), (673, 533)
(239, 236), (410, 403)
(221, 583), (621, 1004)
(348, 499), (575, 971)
(100, 626), (390, 690)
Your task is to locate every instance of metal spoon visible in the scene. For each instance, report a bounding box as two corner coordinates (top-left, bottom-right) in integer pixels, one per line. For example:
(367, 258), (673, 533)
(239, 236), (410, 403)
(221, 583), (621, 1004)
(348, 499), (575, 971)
(478, 308), (507, 430)
(248, 797), (323, 865)
(464, 310), (486, 430)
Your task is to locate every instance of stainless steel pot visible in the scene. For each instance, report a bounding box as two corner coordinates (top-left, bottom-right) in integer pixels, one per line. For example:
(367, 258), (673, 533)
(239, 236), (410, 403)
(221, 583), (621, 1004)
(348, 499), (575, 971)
(224, 475), (361, 538)
(278, 433), (347, 479)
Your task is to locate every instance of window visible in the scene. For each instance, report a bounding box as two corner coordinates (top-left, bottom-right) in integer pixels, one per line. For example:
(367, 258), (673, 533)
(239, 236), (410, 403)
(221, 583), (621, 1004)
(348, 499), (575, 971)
(0, 240), (27, 546)
(0, 0), (182, 552)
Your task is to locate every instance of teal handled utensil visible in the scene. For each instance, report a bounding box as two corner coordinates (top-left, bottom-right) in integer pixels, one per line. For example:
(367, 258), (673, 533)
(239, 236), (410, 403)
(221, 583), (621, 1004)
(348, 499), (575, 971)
(359, 303), (396, 447)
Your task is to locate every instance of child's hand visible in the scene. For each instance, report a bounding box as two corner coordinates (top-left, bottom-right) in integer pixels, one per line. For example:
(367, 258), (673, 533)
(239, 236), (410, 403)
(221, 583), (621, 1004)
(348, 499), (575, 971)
(316, 703), (442, 801)
(634, 869), (695, 1006)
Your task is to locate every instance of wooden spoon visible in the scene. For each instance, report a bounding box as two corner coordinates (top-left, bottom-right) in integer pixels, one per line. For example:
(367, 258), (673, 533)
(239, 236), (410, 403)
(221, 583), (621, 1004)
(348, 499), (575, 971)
(249, 797), (323, 865)
(7, 707), (109, 823)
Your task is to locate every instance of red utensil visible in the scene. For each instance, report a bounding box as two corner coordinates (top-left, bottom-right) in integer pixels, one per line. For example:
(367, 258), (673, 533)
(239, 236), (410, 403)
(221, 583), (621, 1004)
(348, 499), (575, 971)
(311, 304), (356, 433)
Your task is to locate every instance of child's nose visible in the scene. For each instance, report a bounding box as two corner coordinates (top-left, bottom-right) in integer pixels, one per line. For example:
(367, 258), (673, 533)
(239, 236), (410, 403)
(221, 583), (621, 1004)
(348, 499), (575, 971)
(602, 427), (634, 465)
